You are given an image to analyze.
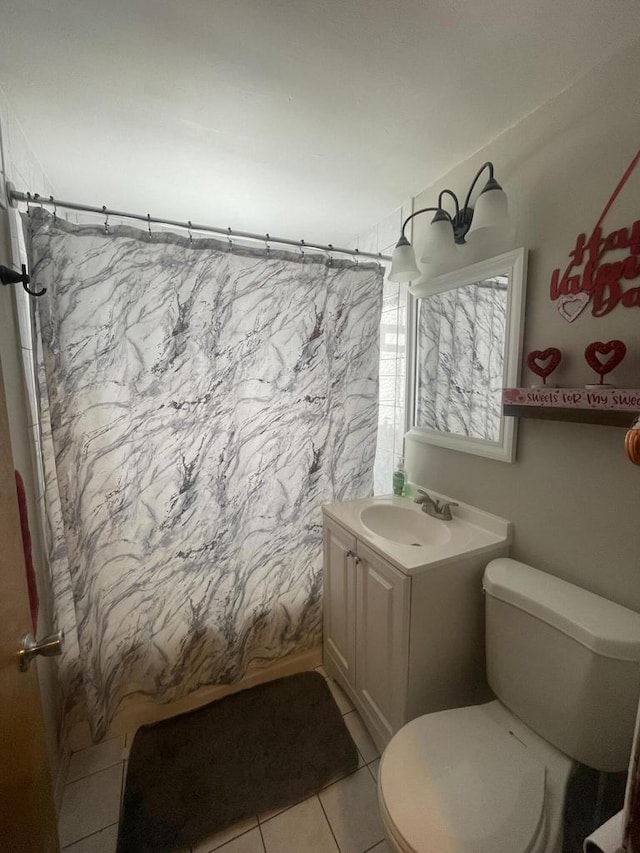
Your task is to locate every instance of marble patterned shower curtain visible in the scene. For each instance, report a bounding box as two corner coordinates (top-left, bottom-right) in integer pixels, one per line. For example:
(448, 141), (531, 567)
(27, 208), (382, 739)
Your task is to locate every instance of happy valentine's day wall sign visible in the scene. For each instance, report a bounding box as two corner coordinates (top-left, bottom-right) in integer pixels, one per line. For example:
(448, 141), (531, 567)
(550, 148), (640, 322)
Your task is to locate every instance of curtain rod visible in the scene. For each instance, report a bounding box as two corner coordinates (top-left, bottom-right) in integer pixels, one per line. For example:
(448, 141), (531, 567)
(6, 184), (392, 263)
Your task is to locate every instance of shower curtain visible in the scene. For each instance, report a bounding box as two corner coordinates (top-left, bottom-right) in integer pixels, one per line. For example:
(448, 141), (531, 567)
(27, 208), (383, 739)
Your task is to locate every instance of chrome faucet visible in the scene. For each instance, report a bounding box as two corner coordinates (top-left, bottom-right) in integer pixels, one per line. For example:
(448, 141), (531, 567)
(414, 489), (459, 521)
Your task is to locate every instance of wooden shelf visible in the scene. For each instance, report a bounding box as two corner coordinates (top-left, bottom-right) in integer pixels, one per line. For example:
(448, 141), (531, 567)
(503, 404), (634, 427)
(502, 388), (640, 428)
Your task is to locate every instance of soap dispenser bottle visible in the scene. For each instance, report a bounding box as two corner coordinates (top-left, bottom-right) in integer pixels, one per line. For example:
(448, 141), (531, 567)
(392, 457), (407, 497)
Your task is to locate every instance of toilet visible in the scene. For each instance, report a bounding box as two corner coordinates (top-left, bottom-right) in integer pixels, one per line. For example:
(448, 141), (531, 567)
(378, 558), (640, 853)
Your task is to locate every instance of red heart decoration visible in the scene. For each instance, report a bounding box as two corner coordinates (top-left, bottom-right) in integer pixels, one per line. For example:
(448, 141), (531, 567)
(527, 348), (562, 382)
(584, 340), (626, 381)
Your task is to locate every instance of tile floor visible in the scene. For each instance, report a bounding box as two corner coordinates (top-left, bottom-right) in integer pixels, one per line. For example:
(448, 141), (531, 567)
(58, 667), (392, 853)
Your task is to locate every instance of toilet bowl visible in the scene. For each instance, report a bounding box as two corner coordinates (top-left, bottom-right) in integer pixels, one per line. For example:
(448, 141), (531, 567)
(378, 701), (572, 853)
(377, 558), (640, 853)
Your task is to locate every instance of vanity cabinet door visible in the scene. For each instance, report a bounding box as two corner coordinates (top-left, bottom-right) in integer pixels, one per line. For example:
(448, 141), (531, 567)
(355, 541), (410, 743)
(323, 518), (357, 686)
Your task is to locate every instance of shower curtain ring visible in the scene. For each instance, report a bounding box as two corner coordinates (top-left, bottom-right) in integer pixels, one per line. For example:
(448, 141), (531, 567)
(147, 213), (152, 238)
(327, 244), (334, 266)
(187, 221), (193, 244)
(377, 253), (383, 271)
(50, 196), (57, 221)
(352, 249), (360, 266)
(300, 239), (305, 261)
(265, 233), (270, 255)
(102, 205), (109, 233)
(227, 227), (233, 252)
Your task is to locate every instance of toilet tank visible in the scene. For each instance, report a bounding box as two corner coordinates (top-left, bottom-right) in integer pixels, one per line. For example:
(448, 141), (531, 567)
(484, 558), (640, 772)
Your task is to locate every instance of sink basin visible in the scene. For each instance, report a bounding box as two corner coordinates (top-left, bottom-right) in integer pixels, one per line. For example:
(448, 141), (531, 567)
(359, 503), (452, 546)
(324, 493), (511, 575)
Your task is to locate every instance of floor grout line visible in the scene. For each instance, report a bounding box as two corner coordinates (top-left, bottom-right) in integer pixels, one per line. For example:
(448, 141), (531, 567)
(204, 821), (261, 852)
(60, 821), (119, 851)
(67, 732), (126, 757)
(362, 842), (385, 853)
(318, 759), (366, 794)
(65, 758), (124, 785)
(317, 792), (342, 853)
(256, 819), (267, 853)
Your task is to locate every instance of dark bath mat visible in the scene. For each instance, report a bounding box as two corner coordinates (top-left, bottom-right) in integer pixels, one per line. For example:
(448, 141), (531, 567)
(117, 670), (359, 853)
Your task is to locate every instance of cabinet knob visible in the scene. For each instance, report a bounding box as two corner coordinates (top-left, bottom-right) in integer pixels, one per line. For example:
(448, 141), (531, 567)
(346, 549), (355, 558)
(354, 556), (361, 565)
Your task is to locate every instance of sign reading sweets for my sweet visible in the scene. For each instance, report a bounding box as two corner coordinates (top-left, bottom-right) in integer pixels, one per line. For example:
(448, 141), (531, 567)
(550, 148), (640, 322)
(503, 387), (640, 410)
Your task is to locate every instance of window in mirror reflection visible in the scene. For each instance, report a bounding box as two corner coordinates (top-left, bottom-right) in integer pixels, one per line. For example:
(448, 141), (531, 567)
(415, 276), (508, 442)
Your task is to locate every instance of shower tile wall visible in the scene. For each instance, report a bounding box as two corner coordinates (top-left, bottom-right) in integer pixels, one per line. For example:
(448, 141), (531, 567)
(352, 204), (411, 495)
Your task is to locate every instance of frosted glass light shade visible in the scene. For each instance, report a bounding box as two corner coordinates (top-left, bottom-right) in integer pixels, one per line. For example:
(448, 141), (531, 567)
(389, 236), (420, 282)
(466, 187), (509, 242)
(420, 217), (456, 264)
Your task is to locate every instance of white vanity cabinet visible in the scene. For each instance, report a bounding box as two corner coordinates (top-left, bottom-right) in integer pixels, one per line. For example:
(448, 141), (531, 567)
(324, 516), (409, 746)
(322, 496), (511, 753)
(353, 538), (410, 742)
(323, 518), (357, 686)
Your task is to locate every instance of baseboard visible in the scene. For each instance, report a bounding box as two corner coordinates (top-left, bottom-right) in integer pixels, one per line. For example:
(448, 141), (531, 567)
(100, 646), (323, 742)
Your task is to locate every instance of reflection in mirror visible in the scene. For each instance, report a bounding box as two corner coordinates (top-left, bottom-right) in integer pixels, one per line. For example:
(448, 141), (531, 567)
(408, 248), (527, 462)
(415, 276), (508, 442)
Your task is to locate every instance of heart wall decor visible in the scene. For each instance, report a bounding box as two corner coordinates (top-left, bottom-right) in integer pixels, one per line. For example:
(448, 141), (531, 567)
(526, 348), (562, 385)
(556, 292), (590, 323)
(549, 148), (640, 322)
(584, 339), (627, 385)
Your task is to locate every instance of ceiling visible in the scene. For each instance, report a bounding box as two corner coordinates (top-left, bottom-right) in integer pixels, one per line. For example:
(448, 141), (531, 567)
(1, 1), (640, 246)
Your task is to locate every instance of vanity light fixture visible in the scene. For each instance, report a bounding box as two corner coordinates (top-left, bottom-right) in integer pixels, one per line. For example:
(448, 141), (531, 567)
(388, 161), (510, 283)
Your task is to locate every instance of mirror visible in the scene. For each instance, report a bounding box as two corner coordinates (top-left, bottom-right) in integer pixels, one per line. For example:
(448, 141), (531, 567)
(408, 248), (527, 462)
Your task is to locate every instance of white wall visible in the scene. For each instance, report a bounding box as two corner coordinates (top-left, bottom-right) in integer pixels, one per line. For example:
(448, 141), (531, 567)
(405, 39), (640, 610)
(0, 88), (67, 806)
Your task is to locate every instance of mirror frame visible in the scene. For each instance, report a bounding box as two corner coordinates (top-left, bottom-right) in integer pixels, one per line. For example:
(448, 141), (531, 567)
(407, 247), (528, 463)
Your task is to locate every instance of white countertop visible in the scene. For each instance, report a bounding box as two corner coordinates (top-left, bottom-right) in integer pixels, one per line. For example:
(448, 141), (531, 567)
(322, 490), (511, 576)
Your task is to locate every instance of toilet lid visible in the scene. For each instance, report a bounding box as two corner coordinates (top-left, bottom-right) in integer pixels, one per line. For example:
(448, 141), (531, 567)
(379, 706), (546, 853)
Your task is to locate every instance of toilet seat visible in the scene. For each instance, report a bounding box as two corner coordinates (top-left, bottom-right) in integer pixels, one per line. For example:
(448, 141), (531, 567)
(378, 705), (547, 853)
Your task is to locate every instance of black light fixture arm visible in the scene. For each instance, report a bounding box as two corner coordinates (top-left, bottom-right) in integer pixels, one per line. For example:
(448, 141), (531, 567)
(389, 160), (508, 280)
(462, 161), (495, 212)
(399, 206), (442, 239)
(398, 161), (497, 244)
(0, 264), (46, 297)
(437, 189), (460, 218)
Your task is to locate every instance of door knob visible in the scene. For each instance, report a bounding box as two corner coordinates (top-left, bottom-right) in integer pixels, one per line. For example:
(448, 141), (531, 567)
(18, 630), (65, 672)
